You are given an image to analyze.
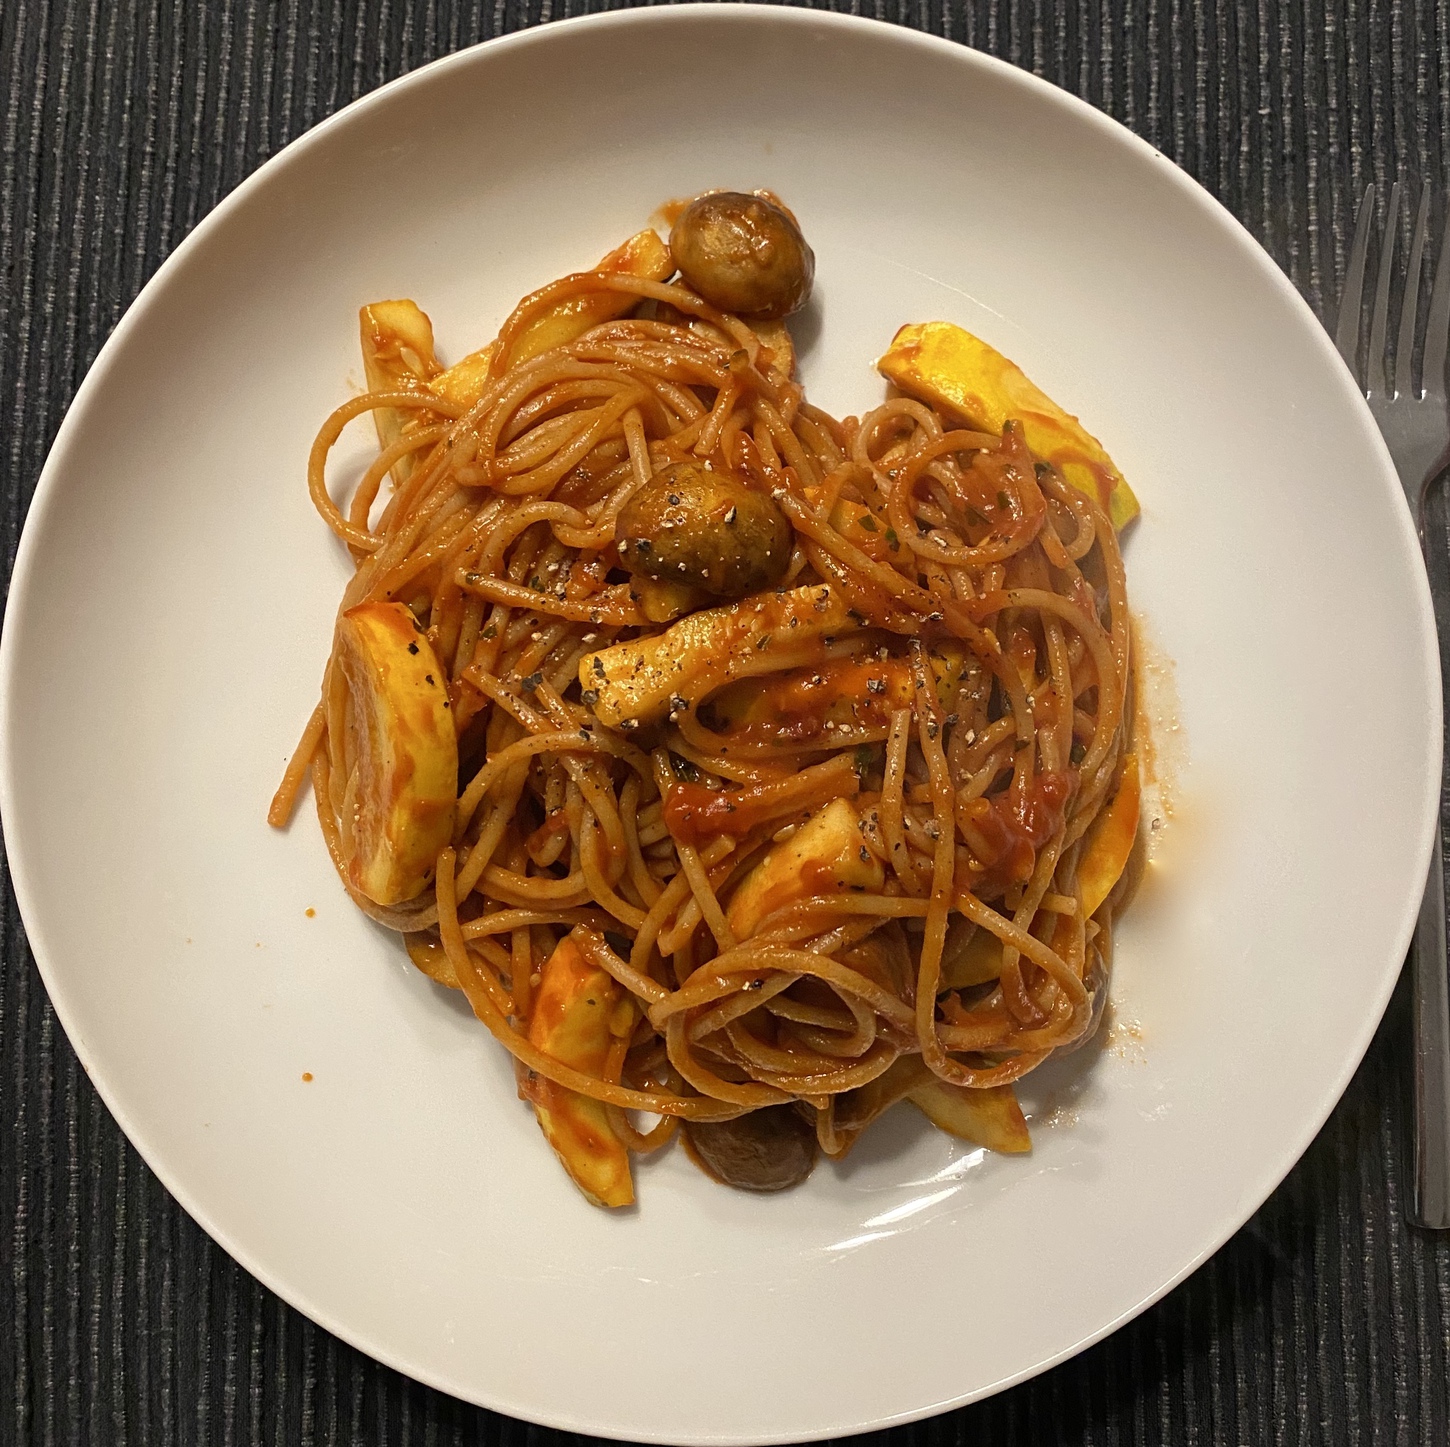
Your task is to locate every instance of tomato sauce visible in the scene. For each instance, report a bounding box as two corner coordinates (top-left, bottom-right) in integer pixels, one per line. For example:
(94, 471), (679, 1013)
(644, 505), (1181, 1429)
(957, 768), (1076, 890)
(664, 780), (779, 847)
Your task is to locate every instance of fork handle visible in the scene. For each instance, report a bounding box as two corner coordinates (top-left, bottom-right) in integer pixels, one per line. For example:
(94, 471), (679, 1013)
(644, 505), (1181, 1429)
(1411, 832), (1450, 1227)
(1413, 478), (1450, 1229)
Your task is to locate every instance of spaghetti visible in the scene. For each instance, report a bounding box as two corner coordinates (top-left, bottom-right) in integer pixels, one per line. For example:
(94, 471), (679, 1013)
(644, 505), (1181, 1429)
(270, 192), (1140, 1206)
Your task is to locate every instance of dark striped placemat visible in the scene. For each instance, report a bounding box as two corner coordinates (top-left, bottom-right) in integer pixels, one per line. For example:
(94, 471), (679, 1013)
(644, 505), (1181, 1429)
(3, 1), (1448, 1441)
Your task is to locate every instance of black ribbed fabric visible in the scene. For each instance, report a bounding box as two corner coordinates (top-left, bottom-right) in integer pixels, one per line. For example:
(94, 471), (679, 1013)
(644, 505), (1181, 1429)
(3, 1), (1450, 1441)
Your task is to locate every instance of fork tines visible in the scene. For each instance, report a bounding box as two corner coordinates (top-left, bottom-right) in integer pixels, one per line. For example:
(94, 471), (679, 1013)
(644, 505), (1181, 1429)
(1336, 181), (1450, 406)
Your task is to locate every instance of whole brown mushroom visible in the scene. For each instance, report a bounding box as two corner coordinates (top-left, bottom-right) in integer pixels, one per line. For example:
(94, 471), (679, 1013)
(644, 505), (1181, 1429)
(615, 461), (793, 600)
(669, 191), (815, 320)
(684, 1105), (819, 1192)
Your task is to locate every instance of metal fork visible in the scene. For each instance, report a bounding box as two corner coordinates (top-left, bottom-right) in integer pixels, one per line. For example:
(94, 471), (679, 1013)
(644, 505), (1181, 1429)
(1336, 181), (1450, 1229)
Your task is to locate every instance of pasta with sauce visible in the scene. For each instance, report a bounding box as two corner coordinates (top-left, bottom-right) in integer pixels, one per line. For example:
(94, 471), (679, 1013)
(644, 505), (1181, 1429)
(269, 191), (1142, 1207)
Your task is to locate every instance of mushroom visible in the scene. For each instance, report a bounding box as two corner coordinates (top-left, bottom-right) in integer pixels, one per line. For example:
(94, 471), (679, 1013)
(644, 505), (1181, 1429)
(615, 461), (792, 599)
(669, 191), (815, 320)
(684, 1105), (818, 1191)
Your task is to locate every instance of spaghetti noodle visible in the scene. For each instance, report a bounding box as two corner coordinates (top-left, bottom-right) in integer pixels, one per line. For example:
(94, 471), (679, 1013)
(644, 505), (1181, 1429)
(270, 192), (1140, 1206)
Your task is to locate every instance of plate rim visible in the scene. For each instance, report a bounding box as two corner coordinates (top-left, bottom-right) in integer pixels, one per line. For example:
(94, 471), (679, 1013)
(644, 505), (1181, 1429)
(1, 5), (1440, 1440)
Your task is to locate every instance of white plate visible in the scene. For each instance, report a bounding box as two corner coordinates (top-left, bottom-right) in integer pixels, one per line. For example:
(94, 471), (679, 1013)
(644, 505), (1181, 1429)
(1, 6), (1438, 1441)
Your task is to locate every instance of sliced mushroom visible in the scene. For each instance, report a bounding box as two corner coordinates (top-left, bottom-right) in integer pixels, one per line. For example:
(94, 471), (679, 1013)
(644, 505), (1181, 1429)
(841, 921), (915, 1002)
